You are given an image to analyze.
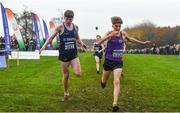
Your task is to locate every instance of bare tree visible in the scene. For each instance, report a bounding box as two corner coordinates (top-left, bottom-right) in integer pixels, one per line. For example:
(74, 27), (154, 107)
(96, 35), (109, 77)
(16, 6), (34, 41)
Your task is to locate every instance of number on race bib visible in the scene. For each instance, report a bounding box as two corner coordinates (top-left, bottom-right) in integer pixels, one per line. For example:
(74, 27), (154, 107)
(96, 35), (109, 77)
(65, 42), (75, 50)
(113, 50), (123, 58)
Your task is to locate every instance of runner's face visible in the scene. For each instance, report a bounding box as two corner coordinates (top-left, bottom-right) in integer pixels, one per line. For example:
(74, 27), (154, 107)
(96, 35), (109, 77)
(96, 37), (100, 42)
(65, 17), (73, 25)
(112, 23), (121, 31)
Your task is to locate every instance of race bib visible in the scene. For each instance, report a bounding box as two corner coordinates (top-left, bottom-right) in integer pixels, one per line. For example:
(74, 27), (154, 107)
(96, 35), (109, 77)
(113, 50), (123, 58)
(65, 42), (75, 50)
(95, 47), (99, 52)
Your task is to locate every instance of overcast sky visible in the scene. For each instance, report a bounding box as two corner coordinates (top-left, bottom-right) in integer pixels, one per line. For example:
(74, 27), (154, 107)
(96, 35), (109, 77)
(0, 0), (180, 39)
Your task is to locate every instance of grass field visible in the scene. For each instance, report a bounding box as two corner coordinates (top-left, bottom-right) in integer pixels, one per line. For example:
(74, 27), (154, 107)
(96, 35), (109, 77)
(0, 53), (180, 112)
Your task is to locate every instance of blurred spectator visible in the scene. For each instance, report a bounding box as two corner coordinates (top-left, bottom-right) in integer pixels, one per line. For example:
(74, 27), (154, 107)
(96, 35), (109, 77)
(10, 35), (18, 49)
(25, 38), (29, 51)
(29, 39), (34, 51)
(0, 37), (5, 49)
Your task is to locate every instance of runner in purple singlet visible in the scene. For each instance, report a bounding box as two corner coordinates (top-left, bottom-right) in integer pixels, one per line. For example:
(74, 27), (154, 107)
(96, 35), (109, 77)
(98, 16), (151, 112)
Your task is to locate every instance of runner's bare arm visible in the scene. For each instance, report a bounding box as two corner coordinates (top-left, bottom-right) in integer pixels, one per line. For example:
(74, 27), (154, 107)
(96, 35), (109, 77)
(98, 31), (119, 45)
(97, 31), (111, 45)
(98, 47), (105, 53)
(123, 31), (151, 45)
(39, 25), (63, 53)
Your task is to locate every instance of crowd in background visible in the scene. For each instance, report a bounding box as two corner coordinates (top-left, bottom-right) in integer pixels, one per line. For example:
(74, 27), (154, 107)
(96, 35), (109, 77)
(0, 36), (36, 51)
(0, 36), (180, 55)
(126, 44), (180, 55)
(0, 37), (5, 50)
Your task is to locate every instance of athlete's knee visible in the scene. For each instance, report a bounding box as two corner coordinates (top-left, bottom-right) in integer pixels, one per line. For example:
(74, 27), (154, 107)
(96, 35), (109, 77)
(64, 75), (69, 80)
(74, 70), (81, 77)
(62, 68), (69, 75)
(73, 66), (81, 76)
(75, 72), (81, 77)
(113, 79), (120, 86)
(63, 70), (69, 75)
(63, 73), (69, 80)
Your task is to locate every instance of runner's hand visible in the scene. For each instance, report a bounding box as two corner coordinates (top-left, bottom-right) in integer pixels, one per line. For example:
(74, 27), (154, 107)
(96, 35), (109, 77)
(82, 43), (87, 49)
(109, 31), (120, 37)
(143, 41), (152, 45)
(39, 46), (45, 54)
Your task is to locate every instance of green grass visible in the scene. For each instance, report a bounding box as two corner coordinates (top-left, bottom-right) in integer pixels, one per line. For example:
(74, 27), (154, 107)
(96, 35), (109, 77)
(0, 53), (180, 112)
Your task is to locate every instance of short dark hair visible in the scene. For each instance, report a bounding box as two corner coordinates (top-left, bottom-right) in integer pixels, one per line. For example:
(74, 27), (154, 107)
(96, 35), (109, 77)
(111, 16), (123, 24)
(96, 35), (101, 39)
(64, 10), (74, 18)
